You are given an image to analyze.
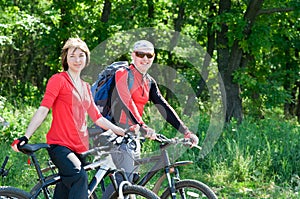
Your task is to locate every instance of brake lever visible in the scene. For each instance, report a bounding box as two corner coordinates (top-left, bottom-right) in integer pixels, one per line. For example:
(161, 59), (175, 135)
(182, 138), (202, 150)
(192, 145), (202, 150)
(155, 134), (168, 143)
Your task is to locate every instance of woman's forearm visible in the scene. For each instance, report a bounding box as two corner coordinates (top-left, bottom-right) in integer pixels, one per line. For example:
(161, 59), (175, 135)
(95, 117), (125, 136)
(25, 106), (49, 139)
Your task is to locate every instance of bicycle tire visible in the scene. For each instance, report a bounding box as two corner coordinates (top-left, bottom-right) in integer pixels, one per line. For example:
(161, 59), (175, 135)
(30, 174), (98, 199)
(110, 185), (160, 199)
(160, 179), (218, 199)
(0, 186), (30, 199)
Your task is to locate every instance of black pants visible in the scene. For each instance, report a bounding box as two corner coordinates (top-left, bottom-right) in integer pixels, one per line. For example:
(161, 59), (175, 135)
(47, 145), (88, 199)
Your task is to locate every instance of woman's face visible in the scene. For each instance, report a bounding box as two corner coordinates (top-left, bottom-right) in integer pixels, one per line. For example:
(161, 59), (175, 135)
(67, 47), (87, 72)
(132, 50), (155, 74)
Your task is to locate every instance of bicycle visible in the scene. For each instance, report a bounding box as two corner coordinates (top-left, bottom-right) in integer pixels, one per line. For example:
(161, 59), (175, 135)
(90, 129), (218, 199)
(0, 142), (160, 199)
(134, 134), (218, 199)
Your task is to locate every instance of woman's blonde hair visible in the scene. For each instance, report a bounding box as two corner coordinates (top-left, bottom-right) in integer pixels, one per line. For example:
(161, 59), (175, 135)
(61, 38), (90, 71)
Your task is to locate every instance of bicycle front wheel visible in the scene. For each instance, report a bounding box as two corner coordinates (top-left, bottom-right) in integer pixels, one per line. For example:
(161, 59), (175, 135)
(0, 186), (30, 199)
(110, 185), (159, 199)
(160, 179), (218, 199)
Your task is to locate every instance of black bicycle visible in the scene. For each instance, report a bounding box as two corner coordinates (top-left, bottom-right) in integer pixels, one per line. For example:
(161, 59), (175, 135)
(133, 134), (218, 199)
(0, 142), (160, 199)
(90, 128), (218, 199)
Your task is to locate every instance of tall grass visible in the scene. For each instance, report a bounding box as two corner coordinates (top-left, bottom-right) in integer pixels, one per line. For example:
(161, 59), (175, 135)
(187, 116), (300, 198)
(0, 95), (299, 198)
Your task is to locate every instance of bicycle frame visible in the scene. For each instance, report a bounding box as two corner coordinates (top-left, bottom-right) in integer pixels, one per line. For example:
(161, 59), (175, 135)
(134, 140), (193, 196)
(89, 130), (200, 198)
(19, 144), (55, 199)
(19, 144), (128, 199)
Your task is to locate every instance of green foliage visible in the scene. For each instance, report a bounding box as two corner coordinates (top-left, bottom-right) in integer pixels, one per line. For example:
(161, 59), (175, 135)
(0, 81), (43, 108)
(0, 0), (300, 197)
(1, 98), (300, 198)
(1, 0), (300, 121)
(231, 2), (300, 119)
(0, 96), (51, 190)
(0, 96), (49, 144)
(198, 116), (300, 198)
(234, 65), (292, 117)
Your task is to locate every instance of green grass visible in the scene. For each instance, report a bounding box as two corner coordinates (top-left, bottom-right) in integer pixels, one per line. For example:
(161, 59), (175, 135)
(0, 96), (299, 198)
(179, 116), (300, 198)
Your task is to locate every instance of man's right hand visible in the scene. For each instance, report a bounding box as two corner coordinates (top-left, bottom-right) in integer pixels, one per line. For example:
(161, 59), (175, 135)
(140, 124), (157, 140)
(11, 136), (28, 152)
(184, 131), (199, 147)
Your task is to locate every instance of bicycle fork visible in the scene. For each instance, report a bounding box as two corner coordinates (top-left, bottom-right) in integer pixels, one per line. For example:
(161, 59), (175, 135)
(165, 167), (177, 199)
(158, 158), (193, 199)
(161, 149), (178, 199)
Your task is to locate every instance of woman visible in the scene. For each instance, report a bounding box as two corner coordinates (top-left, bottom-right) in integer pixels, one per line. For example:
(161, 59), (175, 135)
(11, 38), (125, 199)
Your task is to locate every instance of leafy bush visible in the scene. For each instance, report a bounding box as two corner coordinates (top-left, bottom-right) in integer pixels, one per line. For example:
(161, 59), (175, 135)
(1, 94), (299, 198)
(0, 96), (51, 190)
(198, 116), (300, 198)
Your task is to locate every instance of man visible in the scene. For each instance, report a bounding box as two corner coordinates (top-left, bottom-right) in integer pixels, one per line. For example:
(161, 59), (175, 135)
(110, 39), (199, 179)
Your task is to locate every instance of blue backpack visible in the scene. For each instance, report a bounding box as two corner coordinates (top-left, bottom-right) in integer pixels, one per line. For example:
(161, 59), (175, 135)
(91, 61), (134, 121)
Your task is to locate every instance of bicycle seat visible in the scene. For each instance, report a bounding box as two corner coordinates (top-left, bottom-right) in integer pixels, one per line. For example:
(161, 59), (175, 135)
(19, 143), (50, 154)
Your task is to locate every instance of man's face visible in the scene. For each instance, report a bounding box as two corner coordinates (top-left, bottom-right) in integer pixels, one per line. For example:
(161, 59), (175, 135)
(132, 50), (155, 74)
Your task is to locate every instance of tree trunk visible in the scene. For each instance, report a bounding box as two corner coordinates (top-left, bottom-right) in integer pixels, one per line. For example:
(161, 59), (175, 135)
(218, 0), (264, 123)
(165, 3), (185, 101)
(147, 0), (154, 18)
(198, 2), (216, 96)
(97, 0), (111, 43)
(217, 0), (232, 122)
(296, 82), (300, 123)
(295, 49), (300, 122)
(184, 2), (217, 116)
(101, 0), (111, 23)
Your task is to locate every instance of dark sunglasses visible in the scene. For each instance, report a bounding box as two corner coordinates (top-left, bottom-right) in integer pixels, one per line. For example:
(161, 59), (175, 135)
(134, 51), (154, 59)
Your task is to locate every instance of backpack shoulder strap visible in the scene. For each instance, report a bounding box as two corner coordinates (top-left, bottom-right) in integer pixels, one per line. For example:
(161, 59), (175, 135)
(145, 73), (153, 90)
(127, 68), (134, 90)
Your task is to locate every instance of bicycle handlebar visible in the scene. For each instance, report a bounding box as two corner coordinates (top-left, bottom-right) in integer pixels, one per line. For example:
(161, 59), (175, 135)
(88, 125), (201, 150)
(155, 134), (191, 145)
(121, 124), (202, 149)
(156, 134), (202, 150)
(124, 127), (201, 149)
(80, 146), (111, 159)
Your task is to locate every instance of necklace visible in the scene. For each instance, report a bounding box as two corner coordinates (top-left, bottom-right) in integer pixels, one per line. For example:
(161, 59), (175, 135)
(67, 70), (83, 93)
(67, 70), (78, 85)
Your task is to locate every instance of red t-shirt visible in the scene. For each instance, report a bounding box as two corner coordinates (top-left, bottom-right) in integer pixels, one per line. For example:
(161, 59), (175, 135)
(41, 72), (102, 153)
(115, 65), (150, 125)
(114, 64), (188, 134)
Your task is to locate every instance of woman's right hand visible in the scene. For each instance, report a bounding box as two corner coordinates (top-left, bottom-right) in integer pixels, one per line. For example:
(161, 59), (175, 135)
(11, 136), (29, 152)
(113, 126), (126, 136)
